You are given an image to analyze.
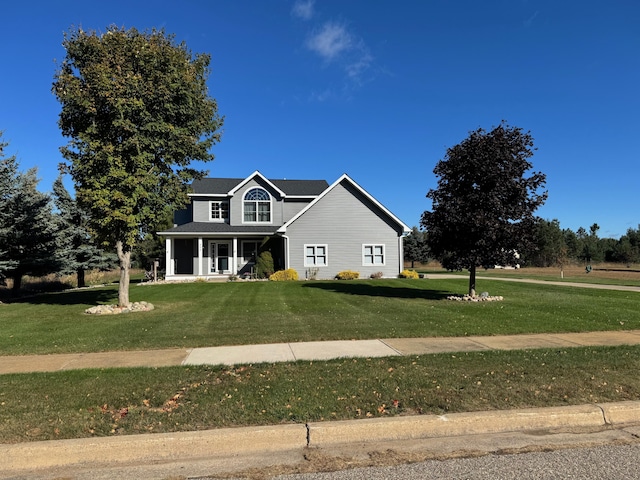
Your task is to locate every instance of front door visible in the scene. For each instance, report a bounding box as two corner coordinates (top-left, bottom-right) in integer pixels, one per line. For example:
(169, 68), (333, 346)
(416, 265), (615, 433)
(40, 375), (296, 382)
(209, 241), (231, 274)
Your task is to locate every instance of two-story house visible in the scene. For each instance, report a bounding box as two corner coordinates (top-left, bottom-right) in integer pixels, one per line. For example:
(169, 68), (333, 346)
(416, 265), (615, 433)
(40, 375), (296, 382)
(158, 171), (410, 280)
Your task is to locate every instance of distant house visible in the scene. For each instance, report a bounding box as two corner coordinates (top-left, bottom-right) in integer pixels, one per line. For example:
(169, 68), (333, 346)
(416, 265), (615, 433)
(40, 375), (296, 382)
(158, 171), (410, 280)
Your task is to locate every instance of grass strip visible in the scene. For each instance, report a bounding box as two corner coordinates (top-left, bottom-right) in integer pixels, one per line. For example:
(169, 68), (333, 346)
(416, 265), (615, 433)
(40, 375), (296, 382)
(1, 345), (640, 443)
(2, 279), (640, 355)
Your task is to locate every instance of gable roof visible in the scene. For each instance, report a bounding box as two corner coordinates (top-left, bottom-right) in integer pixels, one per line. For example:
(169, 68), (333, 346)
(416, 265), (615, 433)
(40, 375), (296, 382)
(277, 173), (411, 234)
(191, 171), (329, 197)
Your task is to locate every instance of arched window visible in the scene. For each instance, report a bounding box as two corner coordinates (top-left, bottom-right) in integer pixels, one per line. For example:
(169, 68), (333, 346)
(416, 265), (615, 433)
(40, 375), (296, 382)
(244, 188), (271, 222)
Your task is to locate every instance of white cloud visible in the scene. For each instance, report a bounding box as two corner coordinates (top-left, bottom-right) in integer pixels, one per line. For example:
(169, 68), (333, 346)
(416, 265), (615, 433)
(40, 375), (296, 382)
(292, 0), (315, 21)
(306, 21), (353, 62)
(345, 49), (373, 82)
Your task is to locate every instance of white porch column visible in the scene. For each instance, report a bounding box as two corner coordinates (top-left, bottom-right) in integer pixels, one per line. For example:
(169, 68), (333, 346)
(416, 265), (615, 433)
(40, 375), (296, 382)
(232, 237), (238, 274)
(165, 238), (173, 276)
(197, 237), (203, 276)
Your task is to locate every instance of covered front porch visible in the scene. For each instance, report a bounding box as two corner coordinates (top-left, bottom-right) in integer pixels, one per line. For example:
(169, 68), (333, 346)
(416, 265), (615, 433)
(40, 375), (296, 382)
(164, 235), (284, 281)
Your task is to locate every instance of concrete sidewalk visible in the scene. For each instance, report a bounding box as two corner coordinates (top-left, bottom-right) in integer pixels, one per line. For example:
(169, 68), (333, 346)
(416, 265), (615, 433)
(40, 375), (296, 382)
(3, 330), (640, 374)
(3, 331), (640, 477)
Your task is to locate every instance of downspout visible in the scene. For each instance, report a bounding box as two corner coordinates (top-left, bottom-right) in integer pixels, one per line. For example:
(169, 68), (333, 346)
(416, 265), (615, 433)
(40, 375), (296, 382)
(398, 233), (404, 275)
(281, 234), (290, 270)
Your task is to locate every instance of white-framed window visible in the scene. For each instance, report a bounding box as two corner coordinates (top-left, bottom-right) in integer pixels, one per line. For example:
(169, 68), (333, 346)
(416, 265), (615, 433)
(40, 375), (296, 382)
(304, 244), (328, 267)
(363, 244), (385, 265)
(210, 201), (229, 221)
(243, 188), (271, 223)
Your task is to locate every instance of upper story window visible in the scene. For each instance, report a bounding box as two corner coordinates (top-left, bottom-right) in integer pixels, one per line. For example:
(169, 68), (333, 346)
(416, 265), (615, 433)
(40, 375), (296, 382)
(244, 188), (271, 223)
(210, 201), (229, 222)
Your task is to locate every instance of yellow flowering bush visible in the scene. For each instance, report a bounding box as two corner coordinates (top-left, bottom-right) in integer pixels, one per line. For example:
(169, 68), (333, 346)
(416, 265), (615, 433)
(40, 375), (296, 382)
(335, 270), (360, 280)
(399, 269), (419, 279)
(269, 269), (299, 281)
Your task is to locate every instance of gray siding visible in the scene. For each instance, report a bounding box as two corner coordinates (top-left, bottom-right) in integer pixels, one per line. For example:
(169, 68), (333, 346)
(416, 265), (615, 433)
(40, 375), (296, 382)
(282, 198), (312, 221)
(192, 197), (214, 222)
(285, 180), (403, 279)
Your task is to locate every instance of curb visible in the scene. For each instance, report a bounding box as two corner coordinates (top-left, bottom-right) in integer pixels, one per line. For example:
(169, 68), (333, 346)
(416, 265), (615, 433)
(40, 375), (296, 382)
(2, 401), (640, 474)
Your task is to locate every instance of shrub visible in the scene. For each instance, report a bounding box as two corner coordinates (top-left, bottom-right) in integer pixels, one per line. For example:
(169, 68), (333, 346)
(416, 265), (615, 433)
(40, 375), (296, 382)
(256, 251), (274, 278)
(399, 269), (419, 279)
(269, 269), (299, 281)
(335, 270), (360, 280)
(370, 271), (384, 279)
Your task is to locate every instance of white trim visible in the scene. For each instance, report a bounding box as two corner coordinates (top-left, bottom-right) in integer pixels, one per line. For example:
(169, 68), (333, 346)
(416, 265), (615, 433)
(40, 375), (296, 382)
(362, 243), (386, 266)
(232, 237), (238, 274)
(165, 238), (173, 276)
(242, 186), (273, 224)
(278, 174), (411, 234)
(304, 244), (328, 267)
(158, 231), (277, 237)
(188, 193), (229, 198)
(208, 240), (232, 274)
(227, 170), (287, 198)
(209, 200), (229, 222)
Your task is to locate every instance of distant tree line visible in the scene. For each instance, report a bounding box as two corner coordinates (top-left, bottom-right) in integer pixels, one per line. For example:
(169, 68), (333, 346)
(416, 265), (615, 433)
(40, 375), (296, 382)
(404, 220), (640, 269)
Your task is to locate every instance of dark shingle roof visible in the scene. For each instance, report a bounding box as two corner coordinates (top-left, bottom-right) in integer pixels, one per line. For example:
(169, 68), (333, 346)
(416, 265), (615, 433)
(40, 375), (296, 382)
(191, 177), (328, 196)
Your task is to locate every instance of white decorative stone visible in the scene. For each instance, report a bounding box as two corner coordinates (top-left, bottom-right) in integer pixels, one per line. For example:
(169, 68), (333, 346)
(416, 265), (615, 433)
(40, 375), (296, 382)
(84, 302), (155, 315)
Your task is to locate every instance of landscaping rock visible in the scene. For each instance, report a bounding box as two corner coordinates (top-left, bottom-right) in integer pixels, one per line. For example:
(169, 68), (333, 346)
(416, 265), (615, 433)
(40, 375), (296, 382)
(85, 302), (155, 315)
(447, 294), (504, 302)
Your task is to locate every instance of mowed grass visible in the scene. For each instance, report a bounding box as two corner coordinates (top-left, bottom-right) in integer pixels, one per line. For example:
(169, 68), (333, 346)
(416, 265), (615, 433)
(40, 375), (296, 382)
(419, 262), (640, 287)
(1, 278), (640, 355)
(2, 345), (640, 443)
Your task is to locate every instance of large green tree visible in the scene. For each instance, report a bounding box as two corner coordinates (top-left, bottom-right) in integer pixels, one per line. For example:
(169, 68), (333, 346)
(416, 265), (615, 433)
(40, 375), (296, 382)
(421, 122), (547, 296)
(53, 26), (223, 306)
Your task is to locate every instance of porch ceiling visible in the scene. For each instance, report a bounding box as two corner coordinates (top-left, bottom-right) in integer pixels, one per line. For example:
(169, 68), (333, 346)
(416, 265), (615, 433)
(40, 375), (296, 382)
(158, 222), (280, 236)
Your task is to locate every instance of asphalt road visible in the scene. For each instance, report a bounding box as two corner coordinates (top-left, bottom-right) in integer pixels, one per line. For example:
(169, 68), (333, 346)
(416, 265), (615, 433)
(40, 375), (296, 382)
(274, 443), (640, 480)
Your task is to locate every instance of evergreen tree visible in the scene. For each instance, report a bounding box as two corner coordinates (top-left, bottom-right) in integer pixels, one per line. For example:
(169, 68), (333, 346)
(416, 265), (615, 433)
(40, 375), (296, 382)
(0, 135), (20, 279)
(404, 227), (430, 268)
(0, 163), (60, 291)
(52, 175), (116, 287)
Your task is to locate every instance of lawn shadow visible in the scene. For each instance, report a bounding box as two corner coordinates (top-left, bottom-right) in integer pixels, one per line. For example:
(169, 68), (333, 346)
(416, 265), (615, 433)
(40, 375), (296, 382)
(3, 286), (118, 306)
(302, 281), (452, 300)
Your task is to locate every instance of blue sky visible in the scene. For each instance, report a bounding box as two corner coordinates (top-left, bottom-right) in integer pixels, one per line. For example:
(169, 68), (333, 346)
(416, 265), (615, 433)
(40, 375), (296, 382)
(1, 1), (638, 238)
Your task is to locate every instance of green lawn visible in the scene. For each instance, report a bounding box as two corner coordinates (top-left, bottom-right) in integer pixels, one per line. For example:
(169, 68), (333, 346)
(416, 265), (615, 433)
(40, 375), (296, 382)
(2, 345), (640, 443)
(2, 278), (640, 444)
(1, 278), (640, 355)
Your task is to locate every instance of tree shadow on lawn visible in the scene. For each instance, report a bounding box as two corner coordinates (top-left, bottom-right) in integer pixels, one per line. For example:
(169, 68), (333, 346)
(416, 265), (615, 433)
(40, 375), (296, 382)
(302, 281), (451, 300)
(3, 287), (118, 307)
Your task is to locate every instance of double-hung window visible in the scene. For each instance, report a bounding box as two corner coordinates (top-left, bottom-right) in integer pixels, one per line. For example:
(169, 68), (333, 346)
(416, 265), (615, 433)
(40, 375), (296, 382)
(363, 244), (385, 265)
(244, 188), (271, 223)
(210, 201), (229, 221)
(305, 244), (328, 266)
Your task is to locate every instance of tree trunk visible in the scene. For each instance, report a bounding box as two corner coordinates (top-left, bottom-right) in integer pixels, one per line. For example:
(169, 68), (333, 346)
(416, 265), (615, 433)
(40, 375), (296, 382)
(12, 274), (22, 292)
(77, 268), (86, 288)
(116, 241), (131, 307)
(468, 265), (476, 297)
